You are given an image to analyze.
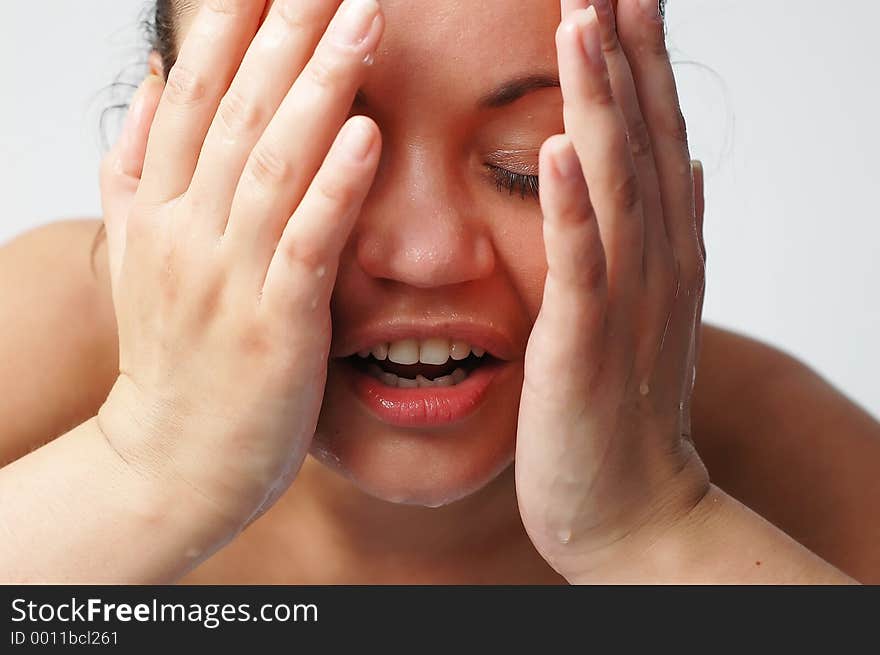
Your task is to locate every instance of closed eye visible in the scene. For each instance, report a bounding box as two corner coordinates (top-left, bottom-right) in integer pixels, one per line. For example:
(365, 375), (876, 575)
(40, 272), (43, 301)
(487, 165), (540, 200)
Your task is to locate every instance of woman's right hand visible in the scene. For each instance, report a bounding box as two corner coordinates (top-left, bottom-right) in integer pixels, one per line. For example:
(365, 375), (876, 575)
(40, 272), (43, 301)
(96, 0), (384, 536)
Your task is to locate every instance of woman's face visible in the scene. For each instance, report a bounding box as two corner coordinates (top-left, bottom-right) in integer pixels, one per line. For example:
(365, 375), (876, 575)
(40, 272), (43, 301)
(175, 0), (564, 507)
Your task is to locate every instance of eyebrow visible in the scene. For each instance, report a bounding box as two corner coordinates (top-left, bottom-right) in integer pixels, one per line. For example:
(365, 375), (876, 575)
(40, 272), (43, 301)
(477, 74), (561, 108)
(352, 73), (561, 110)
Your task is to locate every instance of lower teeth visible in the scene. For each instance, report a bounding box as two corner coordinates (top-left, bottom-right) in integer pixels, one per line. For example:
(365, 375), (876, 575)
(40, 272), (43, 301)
(368, 364), (469, 388)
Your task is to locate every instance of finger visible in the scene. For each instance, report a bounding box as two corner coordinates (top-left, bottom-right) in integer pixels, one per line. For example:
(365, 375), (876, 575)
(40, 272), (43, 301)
(693, 160), (705, 261)
(260, 116), (380, 312)
(598, 1), (672, 278)
(535, 134), (608, 380)
(187, 0), (342, 231)
(690, 159), (706, 376)
(556, 7), (645, 297)
(226, 0), (383, 266)
(616, 0), (701, 277)
(100, 76), (164, 287)
(138, 0), (268, 204)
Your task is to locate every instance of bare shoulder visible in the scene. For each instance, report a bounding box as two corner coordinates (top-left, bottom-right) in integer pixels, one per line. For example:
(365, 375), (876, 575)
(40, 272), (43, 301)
(0, 219), (118, 465)
(694, 324), (880, 583)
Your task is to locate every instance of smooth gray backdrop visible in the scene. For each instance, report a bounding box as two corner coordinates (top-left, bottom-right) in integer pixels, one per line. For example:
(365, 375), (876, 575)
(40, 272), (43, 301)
(2, 1), (878, 417)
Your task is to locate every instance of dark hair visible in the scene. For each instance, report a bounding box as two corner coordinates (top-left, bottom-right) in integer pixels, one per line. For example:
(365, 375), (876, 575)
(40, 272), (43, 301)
(154, 0), (179, 78)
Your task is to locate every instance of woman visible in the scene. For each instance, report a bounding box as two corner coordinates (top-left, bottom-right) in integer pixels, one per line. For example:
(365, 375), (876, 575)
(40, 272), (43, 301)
(0, 0), (877, 583)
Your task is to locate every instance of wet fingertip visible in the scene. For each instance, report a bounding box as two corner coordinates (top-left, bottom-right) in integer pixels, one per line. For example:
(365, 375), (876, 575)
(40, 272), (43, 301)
(340, 116), (379, 162)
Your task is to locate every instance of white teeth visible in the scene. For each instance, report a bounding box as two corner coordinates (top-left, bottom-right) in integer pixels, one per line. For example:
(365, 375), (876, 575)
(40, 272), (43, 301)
(364, 339), (487, 363)
(420, 338), (450, 365)
(387, 339), (420, 365)
(371, 343), (389, 361)
(450, 340), (471, 361)
(364, 365), (471, 388)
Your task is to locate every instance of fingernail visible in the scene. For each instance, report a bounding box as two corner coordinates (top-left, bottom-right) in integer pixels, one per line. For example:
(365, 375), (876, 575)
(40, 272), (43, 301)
(639, 0), (660, 18)
(341, 118), (375, 161)
(580, 6), (602, 67)
(120, 79), (149, 150)
(335, 0), (379, 46)
(553, 141), (581, 180)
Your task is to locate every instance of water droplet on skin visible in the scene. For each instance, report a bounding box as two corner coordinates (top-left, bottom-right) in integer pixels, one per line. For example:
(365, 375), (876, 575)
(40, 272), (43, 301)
(310, 297), (319, 310)
(557, 528), (572, 545)
(363, 52), (375, 66)
(639, 382), (650, 396)
(315, 265), (326, 279)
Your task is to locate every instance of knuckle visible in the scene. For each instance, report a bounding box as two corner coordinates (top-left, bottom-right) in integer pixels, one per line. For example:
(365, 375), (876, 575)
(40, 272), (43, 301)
(247, 144), (294, 188)
(164, 64), (208, 107)
(205, 0), (248, 15)
(560, 190), (595, 225)
(645, 19), (669, 57)
(306, 51), (347, 90)
(282, 236), (328, 275)
(682, 249), (706, 291)
(217, 88), (264, 137)
(627, 118), (654, 160)
(590, 79), (617, 107)
(613, 171), (643, 215)
(237, 320), (273, 359)
(665, 108), (689, 145)
(315, 176), (356, 210)
(274, 0), (312, 31)
(581, 250), (607, 292)
(193, 269), (228, 329)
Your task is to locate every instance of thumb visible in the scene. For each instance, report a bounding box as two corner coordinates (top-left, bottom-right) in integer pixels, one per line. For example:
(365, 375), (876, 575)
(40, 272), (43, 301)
(99, 75), (164, 291)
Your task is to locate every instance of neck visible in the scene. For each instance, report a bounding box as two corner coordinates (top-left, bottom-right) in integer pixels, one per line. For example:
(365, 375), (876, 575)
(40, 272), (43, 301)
(189, 455), (564, 584)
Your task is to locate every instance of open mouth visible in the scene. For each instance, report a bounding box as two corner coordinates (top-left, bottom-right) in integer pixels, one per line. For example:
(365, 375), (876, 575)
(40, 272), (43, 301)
(346, 339), (498, 389)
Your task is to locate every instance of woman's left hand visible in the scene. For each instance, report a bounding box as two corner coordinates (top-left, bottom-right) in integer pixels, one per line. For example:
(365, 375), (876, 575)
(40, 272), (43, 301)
(515, 0), (709, 582)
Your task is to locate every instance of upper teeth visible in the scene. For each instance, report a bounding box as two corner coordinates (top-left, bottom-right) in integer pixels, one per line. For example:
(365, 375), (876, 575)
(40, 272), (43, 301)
(357, 339), (486, 364)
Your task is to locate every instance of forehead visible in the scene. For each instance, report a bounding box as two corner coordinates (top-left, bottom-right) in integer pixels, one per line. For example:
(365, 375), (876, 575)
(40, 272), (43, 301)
(375, 0), (561, 87)
(177, 0), (563, 74)
(174, 0), (564, 116)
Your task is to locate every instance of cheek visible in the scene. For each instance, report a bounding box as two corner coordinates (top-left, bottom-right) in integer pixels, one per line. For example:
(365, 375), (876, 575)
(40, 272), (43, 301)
(492, 218), (548, 323)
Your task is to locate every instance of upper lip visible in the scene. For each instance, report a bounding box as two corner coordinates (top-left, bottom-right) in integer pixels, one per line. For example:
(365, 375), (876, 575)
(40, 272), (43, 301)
(331, 318), (520, 362)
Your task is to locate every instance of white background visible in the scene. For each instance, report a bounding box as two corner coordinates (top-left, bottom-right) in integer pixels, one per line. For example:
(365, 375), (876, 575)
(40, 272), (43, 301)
(1, 1), (878, 417)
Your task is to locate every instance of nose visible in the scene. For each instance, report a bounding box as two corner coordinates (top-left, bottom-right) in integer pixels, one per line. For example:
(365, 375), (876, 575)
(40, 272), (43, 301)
(354, 144), (496, 289)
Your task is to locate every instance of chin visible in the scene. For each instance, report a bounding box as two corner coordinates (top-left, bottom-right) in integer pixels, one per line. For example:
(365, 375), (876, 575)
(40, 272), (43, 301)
(309, 358), (523, 508)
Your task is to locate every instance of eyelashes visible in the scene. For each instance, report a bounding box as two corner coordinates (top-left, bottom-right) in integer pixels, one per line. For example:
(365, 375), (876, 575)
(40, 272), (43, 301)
(487, 165), (540, 200)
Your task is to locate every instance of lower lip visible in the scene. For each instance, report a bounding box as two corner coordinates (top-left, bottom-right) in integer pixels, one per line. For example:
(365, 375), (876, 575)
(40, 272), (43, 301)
(346, 360), (506, 428)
